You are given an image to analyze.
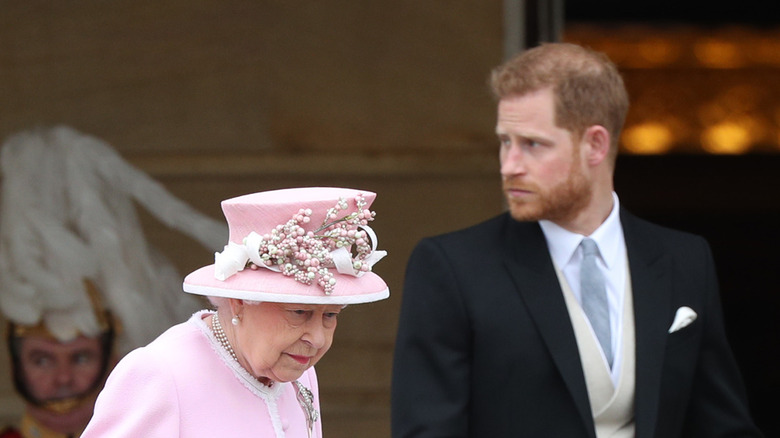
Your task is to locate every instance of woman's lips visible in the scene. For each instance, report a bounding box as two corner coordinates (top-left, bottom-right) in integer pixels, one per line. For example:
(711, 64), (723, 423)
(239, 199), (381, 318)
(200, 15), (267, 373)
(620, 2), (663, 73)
(287, 354), (311, 365)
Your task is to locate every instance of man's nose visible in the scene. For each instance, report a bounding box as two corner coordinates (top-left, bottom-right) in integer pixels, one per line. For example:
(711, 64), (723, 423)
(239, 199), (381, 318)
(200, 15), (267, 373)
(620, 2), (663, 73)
(500, 145), (526, 177)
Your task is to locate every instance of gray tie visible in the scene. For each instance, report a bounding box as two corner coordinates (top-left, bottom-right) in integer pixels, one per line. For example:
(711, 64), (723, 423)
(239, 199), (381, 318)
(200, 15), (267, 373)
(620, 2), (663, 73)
(580, 238), (612, 367)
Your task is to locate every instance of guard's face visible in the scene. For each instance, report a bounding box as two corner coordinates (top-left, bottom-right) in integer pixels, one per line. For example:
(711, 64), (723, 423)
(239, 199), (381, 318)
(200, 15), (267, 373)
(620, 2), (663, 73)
(18, 335), (105, 403)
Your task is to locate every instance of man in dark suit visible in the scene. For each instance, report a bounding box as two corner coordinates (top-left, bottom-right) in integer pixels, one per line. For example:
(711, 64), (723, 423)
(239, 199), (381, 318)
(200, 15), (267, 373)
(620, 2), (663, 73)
(391, 43), (762, 437)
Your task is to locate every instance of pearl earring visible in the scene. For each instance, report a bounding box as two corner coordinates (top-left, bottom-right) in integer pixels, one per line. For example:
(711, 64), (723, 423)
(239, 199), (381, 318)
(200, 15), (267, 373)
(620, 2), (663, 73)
(231, 315), (240, 326)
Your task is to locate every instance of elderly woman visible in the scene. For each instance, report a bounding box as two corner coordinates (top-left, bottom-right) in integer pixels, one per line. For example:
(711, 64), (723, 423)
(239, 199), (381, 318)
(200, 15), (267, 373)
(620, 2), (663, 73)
(81, 187), (389, 438)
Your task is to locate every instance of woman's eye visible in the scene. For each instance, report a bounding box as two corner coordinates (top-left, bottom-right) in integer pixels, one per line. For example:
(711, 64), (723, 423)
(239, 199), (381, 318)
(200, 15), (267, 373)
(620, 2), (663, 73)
(288, 310), (311, 322)
(322, 312), (339, 328)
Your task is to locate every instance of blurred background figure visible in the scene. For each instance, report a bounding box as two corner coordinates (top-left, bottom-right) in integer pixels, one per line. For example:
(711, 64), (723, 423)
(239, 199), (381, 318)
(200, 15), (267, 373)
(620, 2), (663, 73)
(0, 126), (226, 438)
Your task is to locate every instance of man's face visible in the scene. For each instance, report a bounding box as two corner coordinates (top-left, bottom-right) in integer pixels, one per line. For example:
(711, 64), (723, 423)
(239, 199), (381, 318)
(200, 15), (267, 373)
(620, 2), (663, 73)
(18, 335), (105, 403)
(497, 87), (592, 226)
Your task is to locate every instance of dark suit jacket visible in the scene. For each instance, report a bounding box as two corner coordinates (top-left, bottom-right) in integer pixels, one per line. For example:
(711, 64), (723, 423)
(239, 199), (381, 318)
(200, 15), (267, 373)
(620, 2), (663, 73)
(391, 210), (761, 437)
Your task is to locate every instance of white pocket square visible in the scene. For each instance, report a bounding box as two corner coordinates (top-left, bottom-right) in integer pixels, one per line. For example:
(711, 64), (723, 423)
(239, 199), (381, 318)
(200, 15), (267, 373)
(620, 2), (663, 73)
(668, 306), (697, 333)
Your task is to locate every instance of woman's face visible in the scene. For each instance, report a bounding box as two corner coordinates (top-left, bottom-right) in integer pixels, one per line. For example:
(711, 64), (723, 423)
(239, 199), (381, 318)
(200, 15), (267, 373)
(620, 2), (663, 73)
(233, 302), (343, 383)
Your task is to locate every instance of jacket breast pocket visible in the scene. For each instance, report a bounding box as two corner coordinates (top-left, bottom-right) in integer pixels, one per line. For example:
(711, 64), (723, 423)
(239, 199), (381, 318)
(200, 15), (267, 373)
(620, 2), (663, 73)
(666, 320), (701, 351)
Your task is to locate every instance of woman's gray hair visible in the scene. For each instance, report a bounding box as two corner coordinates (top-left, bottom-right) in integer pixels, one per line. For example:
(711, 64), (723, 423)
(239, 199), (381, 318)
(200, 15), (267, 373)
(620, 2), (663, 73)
(207, 296), (261, 308)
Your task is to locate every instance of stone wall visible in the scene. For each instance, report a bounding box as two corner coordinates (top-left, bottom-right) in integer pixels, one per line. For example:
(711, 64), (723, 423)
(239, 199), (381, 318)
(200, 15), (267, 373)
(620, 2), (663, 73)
(0, 2), (506, 436)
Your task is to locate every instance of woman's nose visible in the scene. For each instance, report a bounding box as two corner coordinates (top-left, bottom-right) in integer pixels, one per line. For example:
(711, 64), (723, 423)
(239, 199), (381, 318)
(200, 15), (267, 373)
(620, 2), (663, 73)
(302, 318), (327, 349)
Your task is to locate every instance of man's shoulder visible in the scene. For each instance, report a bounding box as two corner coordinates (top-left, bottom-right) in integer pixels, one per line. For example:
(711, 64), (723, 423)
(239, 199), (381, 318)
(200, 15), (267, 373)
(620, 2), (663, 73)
(424, 212), (513, 244)
(621, 209), (705, 242)
(621, 209), (711, 259)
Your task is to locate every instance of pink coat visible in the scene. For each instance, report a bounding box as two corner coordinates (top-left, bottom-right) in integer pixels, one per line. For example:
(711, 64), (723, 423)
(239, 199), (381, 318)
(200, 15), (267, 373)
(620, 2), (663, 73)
(82, 311), (322, 437)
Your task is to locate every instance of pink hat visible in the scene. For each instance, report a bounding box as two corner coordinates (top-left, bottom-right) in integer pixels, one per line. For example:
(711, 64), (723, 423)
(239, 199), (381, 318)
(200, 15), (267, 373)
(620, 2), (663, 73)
(183, 187), (389, 305)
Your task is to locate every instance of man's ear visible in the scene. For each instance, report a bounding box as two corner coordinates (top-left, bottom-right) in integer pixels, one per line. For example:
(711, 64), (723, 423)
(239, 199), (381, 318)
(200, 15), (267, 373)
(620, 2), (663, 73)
(582, 125), (611, 166)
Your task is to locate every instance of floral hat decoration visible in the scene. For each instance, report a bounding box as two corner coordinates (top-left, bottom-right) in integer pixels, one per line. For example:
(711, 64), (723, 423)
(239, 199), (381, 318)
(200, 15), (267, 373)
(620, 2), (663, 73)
(183, 187), (389, 304)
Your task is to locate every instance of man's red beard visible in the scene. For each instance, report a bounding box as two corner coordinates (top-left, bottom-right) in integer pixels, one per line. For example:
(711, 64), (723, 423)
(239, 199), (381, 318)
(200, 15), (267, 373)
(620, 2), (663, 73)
(502, 164), (592, 224)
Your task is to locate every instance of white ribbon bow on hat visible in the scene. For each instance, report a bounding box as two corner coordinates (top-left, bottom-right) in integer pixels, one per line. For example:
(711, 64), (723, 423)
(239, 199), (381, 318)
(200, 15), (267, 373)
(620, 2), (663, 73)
(668, 306), (698, 333)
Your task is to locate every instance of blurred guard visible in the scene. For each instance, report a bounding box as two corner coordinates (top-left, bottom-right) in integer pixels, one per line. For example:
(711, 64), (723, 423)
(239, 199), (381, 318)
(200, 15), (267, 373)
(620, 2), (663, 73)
(0, 126), (226, 438)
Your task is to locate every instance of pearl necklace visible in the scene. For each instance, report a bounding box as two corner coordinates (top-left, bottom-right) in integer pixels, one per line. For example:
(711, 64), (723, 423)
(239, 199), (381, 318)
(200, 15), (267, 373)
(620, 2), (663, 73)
(212, 312), (239, 363)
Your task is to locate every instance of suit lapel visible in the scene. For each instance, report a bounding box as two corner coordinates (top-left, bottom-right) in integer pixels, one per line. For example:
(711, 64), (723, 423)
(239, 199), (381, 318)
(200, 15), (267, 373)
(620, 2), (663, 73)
(621, 210), (673, 438)
(501, 218), (597, 437)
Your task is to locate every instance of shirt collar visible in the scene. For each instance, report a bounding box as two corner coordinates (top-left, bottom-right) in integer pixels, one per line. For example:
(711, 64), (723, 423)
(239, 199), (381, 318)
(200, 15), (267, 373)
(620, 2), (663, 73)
(539, 192), (623, 269)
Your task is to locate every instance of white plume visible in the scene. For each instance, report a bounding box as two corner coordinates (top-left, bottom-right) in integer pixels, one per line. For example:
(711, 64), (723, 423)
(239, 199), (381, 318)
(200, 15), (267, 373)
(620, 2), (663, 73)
(0, 126), (227, 355)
